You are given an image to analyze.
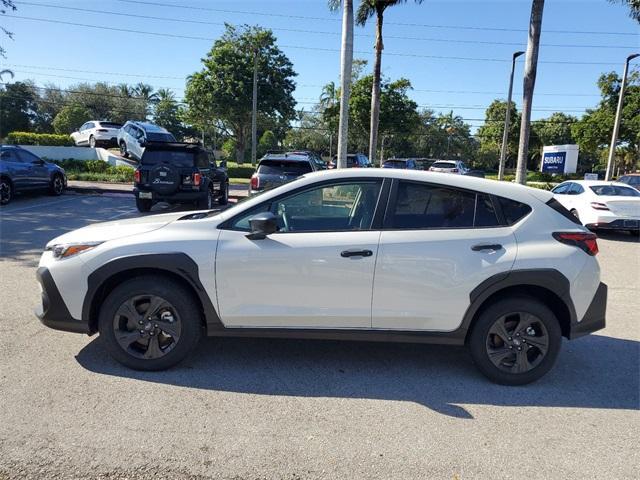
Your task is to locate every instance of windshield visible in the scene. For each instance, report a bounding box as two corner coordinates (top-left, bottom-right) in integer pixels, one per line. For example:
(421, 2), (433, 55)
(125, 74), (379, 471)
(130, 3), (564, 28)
(258, 160), (312, 175)
(147, 132), (176, 142)
(590, 185), (640, 197)
(142, 150), (194, 167)
(383, 160), (406, 168)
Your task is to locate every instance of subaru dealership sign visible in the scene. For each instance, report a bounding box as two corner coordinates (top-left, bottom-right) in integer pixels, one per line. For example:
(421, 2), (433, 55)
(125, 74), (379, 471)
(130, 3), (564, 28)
(541, 145), (578, 174)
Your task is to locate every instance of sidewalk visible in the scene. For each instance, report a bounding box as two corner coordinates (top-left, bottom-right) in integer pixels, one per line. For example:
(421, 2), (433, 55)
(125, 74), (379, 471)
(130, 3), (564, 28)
(67, 181), (248, 199)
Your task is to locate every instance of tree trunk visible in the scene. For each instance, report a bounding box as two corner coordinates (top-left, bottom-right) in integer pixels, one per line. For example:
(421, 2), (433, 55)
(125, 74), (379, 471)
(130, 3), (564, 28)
(368, 8), (384, 166)
(236, 126), (246, 164)
(515, 0), (545, 185)
(336, 0), (354, 169)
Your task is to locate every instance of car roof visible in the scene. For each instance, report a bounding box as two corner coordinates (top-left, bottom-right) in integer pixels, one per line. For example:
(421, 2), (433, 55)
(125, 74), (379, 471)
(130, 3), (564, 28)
(128, 121), (170, 133)
(559, 180), (631, 187)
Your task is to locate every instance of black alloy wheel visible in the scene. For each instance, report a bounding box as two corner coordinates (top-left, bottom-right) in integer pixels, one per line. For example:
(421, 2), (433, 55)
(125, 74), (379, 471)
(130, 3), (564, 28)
(112, 294), (182, 360)
(0, 179), (11, 205)
(50, 174), (64, 196)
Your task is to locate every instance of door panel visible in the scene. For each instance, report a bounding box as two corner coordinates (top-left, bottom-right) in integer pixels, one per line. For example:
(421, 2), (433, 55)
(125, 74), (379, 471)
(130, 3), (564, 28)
(372, 227), (517, 331)
(216, 230), (380, 328)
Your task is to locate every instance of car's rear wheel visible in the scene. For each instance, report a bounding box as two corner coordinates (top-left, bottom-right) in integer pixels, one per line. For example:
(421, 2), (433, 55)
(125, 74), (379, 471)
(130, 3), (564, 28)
(0, 178), (12, 205)
(196, 186), (214, 210)
(98, 276), (202, 370)
(89, 135), (96, 148)
(218, 182), (229, 205)
(49, 174), (64, 196)
(135, 197), (153, 212)
(468, 296), (562, 385)
(119, 141), (129, 158)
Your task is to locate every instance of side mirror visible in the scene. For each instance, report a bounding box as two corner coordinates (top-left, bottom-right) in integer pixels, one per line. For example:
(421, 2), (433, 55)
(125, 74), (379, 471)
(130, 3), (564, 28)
(246, 212), (278, 240)
(219, 160), (227, 169)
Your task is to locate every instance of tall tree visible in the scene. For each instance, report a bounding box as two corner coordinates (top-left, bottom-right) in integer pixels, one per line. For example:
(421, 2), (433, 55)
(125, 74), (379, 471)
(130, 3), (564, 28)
(609, 0), (640, 22)
(0, 81), (38, 135)
(133, 83), (158, 119)
(515, 0), (545, 184)
(153, 89), (183, 138)
(355, 0), (424, 165)
(185, 24), (297, 163)
(1, 0), (16, 59)
(329, 0), (355, 169)
(477, 100), (521, 170)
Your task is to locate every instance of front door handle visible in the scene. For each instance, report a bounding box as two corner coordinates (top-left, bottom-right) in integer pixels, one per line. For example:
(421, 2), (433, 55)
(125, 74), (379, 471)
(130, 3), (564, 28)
(341, 249), (373, 258)
(471, 244), (502, 252)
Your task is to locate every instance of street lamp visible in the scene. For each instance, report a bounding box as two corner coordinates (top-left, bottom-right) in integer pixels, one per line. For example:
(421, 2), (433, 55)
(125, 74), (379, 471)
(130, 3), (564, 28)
(605, 53), (639, 181)
(498, 51), (525, 181)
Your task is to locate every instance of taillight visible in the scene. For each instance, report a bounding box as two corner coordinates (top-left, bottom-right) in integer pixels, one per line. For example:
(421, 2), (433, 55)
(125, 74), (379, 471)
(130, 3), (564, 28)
(590, 202), (609, 211)
(250, 174), (260, 190)
(193, 172), (202, 186)
(553, 232), (599, 256)
(134, 169), (141, 183)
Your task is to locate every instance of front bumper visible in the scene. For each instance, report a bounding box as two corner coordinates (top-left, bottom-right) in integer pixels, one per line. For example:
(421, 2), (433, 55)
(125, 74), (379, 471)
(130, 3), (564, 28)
(35, 267), (89, 334)
(568, 282), (607, 339)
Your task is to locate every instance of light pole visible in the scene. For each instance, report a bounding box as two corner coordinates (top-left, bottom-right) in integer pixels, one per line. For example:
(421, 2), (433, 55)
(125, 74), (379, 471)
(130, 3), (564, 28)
(498, 51), (525, 181)
(251, 47), (259, 166)
(605, 53), (639, 181)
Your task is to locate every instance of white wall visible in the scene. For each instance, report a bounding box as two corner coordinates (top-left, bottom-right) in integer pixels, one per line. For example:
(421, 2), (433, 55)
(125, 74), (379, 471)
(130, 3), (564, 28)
(19, 146), (137, 168)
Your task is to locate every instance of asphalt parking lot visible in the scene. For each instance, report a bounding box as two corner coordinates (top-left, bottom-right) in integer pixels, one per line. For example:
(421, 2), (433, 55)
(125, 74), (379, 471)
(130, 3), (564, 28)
(0, 192), (638, 480)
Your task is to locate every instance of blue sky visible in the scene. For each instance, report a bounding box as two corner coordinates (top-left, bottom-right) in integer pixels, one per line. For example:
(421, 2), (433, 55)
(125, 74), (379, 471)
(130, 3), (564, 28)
(3, 0), (639, 130)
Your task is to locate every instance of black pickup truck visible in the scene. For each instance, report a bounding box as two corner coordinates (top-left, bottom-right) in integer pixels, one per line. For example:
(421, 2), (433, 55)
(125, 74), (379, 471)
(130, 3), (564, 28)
(133, 142), (229, 212)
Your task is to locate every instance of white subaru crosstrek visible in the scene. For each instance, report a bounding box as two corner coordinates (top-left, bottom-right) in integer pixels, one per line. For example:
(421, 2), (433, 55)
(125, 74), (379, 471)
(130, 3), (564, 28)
(35, 170), (606, 385)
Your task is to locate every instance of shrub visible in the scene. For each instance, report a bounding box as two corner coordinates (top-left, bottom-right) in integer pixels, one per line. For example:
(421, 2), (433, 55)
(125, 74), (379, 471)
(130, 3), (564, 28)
(6, 131), (74, 146)
(227, 163), (255, 179)
(52, 105), (92, 134)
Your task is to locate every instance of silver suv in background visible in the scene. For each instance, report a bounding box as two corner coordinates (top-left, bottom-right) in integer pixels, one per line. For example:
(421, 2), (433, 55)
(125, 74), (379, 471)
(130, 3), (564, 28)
(249, 153), (324, 195)
(117, 121), (176, 161)
(429, 160), (469, 174)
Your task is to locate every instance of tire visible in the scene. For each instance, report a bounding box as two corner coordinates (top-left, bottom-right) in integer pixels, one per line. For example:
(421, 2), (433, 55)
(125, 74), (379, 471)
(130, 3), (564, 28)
(98, 275), (203, 371)
(49, 174), (65, 196)
(196, 186), (214, 210)
(119, 141), (129, 158)
(89, 135), (96, 148)
(0, 177), (12, 205)
(135, 196), (153, 212)
(218, 181), (229, 206)
(468, 296), (562, 385)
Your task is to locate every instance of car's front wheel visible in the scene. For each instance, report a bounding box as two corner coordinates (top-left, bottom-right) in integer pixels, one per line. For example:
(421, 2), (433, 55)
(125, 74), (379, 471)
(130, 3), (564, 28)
(98, 276), (203, 370)
(468, 296), (561, 385)
(49, 174), (65, 196)
(119, 141), (129, 158)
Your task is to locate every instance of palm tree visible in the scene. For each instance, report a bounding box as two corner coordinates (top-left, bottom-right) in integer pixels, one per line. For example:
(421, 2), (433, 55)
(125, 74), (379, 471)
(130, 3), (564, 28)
(356, 0), (423, 165)
(319, 81), (338, 109)
(515, 0), (545, 185)
(329, 0), (354, 169)
(156, 88), (176, 102)
(133, 82), (159, 119)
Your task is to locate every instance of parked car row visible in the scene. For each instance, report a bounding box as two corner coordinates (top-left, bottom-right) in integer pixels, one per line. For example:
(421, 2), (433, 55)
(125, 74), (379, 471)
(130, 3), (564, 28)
(0, 145), (67, 205)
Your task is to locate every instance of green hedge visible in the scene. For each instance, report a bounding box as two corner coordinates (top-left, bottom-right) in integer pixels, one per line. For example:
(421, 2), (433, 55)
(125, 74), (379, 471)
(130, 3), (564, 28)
(227, 163), (255, 179)
(51, 159), (134, 182)
(6, 131), (74, 146)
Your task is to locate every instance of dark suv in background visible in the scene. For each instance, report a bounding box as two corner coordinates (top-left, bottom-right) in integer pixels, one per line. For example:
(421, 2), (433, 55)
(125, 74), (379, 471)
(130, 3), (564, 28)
(249, 153), (324, 195)
(0, 145), (66, 205)
(328, 153), (371, 169)
(133, 142), (228, 212)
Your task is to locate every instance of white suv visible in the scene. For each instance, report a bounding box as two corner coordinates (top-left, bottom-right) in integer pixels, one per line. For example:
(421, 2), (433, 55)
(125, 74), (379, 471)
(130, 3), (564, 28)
(429, 160), (468, 174)
(35, 170), (606, 385)
(70, 121), (122, 148)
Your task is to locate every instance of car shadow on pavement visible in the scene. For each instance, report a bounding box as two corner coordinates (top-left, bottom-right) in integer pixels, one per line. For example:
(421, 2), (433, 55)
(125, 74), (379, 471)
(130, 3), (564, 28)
(596, 231), (639, 243)
(76, 333), (639, 419)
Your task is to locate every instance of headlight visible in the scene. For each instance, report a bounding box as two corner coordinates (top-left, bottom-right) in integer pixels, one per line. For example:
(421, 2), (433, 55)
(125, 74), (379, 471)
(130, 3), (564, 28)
(48, 242), (102, 259)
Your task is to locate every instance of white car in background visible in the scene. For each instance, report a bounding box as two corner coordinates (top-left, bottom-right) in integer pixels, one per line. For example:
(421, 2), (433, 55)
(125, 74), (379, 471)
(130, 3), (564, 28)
(551, 180), (640, 234)
(70, 121), (122, 148)
(429, 160), (469, 174)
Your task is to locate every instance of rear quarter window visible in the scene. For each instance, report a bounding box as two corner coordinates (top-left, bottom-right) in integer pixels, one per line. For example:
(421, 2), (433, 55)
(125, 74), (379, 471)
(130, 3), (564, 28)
(545, 198), (582, 225)
(497, 197), (532, 225)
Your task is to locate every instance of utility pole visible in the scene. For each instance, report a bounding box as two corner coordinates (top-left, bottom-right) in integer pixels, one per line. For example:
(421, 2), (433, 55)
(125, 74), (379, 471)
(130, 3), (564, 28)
(605, 53), (639, 181)
(251, 47), (259, 167)
(336, 0), (354, 169)
(498, 51), (525, 181)
(329, 133), (333, 157)
(515, 0), (544, 185)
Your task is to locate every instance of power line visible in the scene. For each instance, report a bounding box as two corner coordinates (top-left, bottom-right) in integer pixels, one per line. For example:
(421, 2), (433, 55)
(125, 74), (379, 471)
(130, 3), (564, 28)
(16, 1), (636, 50)
(6, 15), (622, 66)
(114, 0), (639, 36)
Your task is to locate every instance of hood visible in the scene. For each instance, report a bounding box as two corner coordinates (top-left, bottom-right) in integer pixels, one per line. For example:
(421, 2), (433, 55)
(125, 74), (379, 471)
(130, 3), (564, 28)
(45, 211), (188, 248)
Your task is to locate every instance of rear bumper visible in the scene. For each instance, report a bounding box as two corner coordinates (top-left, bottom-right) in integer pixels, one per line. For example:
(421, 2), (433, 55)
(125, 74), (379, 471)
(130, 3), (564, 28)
(35, 267), (89, 334)
(568, 282), (607, 339)
(134, 187), (206, 202)
(586, 218), (640, 231)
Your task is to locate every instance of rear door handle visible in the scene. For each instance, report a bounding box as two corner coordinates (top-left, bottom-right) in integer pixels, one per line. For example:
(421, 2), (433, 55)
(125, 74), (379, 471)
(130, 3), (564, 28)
(341, 249), (373, 258)
(471, 244), (502, 252)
